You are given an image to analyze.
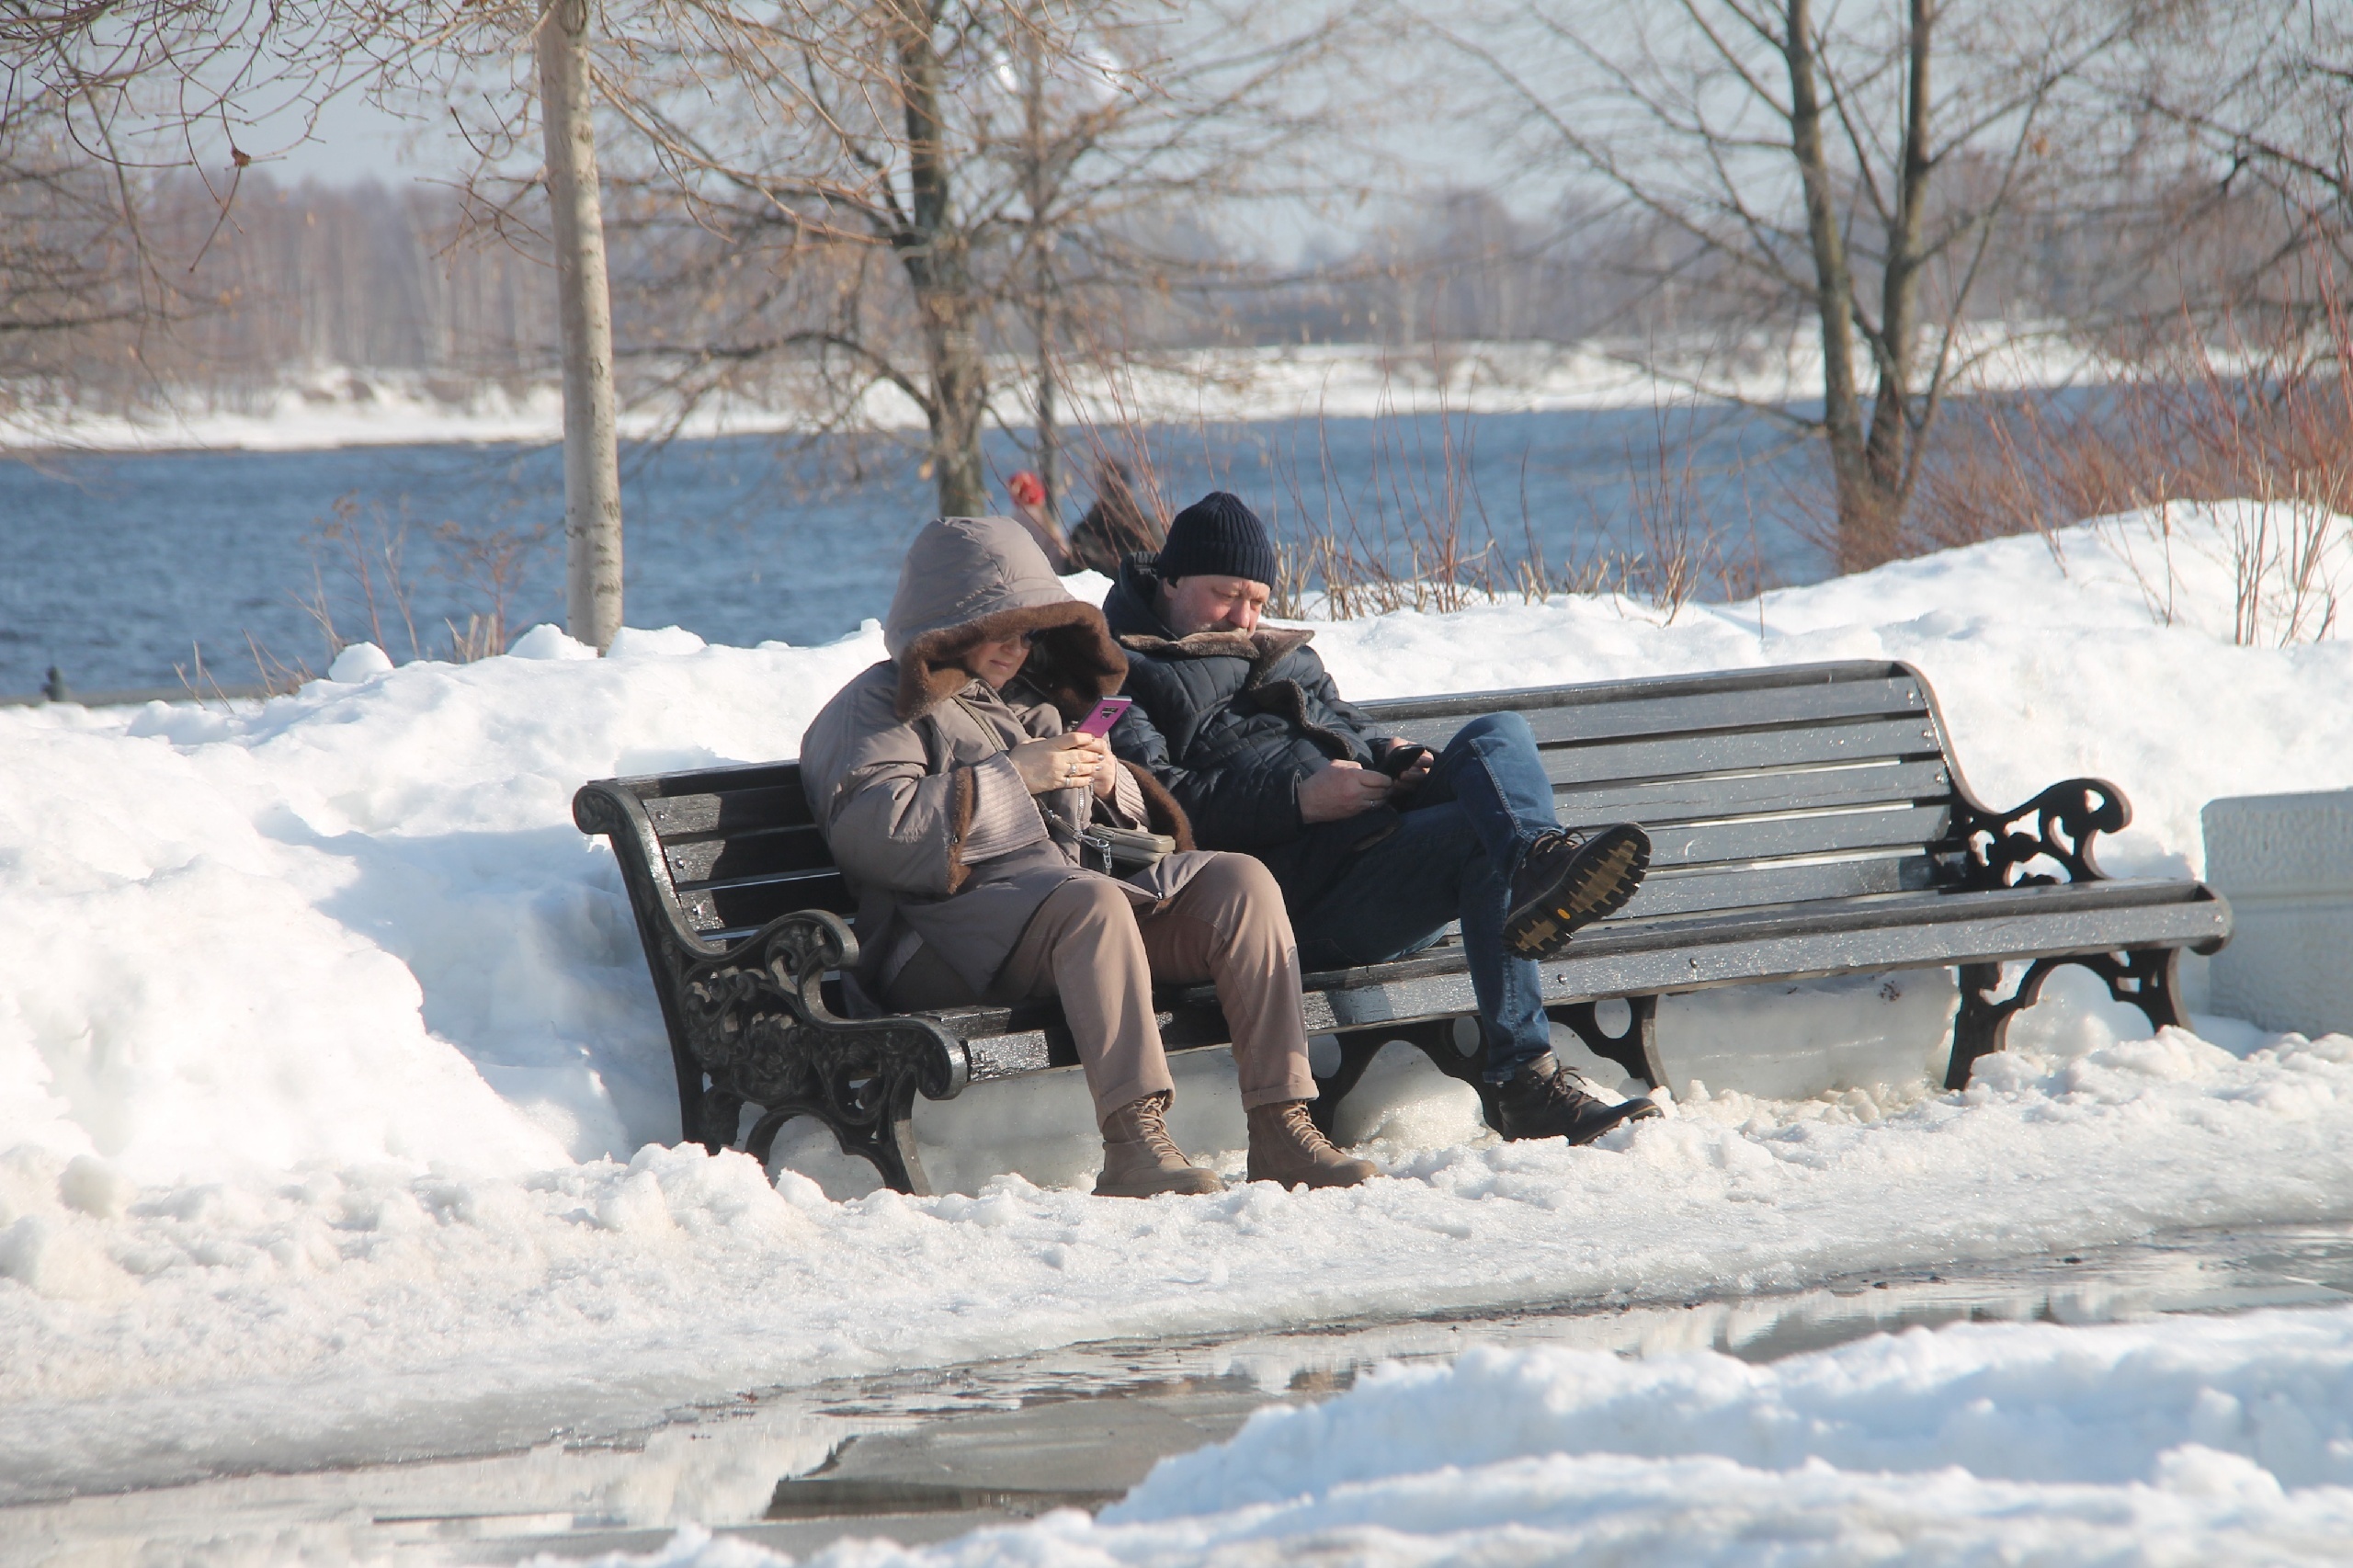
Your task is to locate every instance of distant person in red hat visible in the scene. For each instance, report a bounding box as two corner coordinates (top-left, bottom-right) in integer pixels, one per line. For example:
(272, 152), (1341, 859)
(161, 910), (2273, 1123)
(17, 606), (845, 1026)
(1005, 471), (1073, 572)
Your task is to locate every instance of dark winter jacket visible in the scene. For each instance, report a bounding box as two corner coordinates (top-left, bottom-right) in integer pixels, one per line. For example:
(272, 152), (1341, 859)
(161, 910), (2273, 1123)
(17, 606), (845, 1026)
(1101, 555), (1414, 904)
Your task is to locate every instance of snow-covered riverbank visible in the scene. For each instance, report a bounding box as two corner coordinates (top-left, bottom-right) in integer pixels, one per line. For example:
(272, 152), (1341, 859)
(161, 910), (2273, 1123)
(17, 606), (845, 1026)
(3, 503), (2350, 1541)
(0, 331), (2107, 453)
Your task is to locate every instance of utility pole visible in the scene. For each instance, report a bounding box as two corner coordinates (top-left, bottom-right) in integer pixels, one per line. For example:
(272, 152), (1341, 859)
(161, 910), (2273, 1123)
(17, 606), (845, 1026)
(537, 0), (622, 649)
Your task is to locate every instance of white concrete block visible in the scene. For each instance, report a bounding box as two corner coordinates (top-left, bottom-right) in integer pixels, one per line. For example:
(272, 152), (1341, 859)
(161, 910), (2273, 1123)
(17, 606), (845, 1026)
(2200, 788), (2353, 1038)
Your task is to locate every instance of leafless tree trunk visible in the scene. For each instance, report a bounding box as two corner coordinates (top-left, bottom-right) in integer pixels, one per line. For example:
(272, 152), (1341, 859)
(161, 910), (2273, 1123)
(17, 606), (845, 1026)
(885, 0), (989, 517)
(546, 0), (1376, 521)
(537, 0), (623, 647)
(1439, 0), (2149, 573)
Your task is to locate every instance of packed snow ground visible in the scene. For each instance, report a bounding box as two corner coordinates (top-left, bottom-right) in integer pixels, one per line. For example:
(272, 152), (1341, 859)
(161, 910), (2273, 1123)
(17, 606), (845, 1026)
(3, 501), (2351, 1515)
(565, 1307), (2353, 1568)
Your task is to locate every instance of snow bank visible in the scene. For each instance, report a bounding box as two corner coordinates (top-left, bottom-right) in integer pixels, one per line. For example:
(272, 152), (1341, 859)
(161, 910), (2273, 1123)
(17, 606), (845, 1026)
(541, 1307), (2353, 1567)
(4, 504), (2353, 1493)
(1120, 1308), (2353, 1509)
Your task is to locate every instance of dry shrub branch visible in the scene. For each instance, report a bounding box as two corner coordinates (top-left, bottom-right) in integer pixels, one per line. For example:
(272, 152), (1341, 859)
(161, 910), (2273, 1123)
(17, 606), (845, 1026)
(1912, 285), (2353, 645)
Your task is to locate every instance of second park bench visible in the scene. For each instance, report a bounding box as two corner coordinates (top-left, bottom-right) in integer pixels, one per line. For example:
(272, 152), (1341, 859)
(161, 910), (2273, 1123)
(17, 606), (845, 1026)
(573, 657), (2233, 1194)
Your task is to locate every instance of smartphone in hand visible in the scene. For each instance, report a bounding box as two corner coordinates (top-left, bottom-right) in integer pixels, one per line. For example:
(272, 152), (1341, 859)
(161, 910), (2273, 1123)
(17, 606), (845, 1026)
(1378, 744), (1431, 778)
(1074, 697), (1133, 737)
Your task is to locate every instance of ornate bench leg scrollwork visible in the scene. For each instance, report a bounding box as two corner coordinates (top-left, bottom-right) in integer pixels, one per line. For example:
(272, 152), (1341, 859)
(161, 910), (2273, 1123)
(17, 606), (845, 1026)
(1948, 778), (2130, 889)
(1947, 948), (2186, 1090)
(673, 910), (969, 1196)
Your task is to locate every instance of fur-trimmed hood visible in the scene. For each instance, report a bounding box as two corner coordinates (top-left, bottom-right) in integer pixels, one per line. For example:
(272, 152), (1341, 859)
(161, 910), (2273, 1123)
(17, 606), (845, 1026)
(884, 516), (1125, 722)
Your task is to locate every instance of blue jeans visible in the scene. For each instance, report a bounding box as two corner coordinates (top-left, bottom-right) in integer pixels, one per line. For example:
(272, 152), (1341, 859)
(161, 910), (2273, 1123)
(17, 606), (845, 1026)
(1290, 712), (1561, 1083)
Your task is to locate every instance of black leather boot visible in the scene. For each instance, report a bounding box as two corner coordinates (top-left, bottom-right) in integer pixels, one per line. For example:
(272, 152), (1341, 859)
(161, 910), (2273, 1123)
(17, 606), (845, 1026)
(1494, 1052), (1664, 1143)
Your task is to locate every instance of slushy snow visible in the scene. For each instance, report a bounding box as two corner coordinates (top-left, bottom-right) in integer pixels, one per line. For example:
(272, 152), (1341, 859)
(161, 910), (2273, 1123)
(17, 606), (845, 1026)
(556, 1308), (2353, 1567)
(3, 501), (2351, 1540)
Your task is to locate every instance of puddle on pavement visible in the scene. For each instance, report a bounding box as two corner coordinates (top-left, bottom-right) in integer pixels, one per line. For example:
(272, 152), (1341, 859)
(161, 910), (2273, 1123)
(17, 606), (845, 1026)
(11, 1220), (2353, 1566)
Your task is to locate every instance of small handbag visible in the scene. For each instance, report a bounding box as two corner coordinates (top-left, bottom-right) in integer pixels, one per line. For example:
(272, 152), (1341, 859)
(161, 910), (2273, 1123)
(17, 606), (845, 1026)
(1088, 823), (1176, 873)
(1041, 807), (1174, 875)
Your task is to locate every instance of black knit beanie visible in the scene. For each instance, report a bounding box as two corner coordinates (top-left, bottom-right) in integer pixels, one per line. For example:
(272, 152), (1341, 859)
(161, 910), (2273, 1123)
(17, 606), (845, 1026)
(1156, 491), (1278, 585)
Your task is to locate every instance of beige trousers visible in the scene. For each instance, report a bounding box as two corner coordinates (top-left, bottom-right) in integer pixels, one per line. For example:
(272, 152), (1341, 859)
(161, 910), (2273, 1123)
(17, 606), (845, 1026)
(885, 852), (1319, 1123)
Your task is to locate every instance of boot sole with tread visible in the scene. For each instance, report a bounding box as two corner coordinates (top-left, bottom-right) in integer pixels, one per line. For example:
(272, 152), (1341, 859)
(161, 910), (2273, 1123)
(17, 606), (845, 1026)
(1504, 824), (1652, 960)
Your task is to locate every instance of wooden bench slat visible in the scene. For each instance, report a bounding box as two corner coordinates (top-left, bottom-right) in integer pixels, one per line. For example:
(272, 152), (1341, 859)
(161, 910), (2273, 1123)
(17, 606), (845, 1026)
(666, 825), (834, 886)
(681, 871), (856, 932)
(1355, 660), (1911, 723)
(1618, 853), (1931, 917)
(1302, 883), (2229, 1034)
(1538, 716), (1944, 787)
(1286, 877), (2216, 997)
(620, 760), (808, 798)
(1643, 802), (1953, 869)
(1383, 675), (1927, 751)
(1536, 891), (2229, 1016)
(1553, 757), (1954, 825)
(645, 783), (817, 837)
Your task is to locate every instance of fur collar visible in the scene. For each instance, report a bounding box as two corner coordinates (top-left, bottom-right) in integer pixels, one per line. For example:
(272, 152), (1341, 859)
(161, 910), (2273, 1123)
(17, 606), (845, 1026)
(1114, 626), (1314, 670)
(893, 601), (1126, 722)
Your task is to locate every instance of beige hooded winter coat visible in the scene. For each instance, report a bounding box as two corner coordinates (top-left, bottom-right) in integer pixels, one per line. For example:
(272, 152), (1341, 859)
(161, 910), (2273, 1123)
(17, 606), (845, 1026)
(800, 517), (1202, 995)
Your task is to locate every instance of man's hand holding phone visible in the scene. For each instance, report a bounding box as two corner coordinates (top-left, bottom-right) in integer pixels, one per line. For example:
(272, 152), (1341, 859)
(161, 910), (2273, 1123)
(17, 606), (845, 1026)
(1379, 744), (1433, 790)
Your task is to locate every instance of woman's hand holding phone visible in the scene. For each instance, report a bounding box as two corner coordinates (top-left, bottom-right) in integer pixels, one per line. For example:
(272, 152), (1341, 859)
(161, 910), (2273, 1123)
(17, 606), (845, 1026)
(1010, 733), (1112, 796)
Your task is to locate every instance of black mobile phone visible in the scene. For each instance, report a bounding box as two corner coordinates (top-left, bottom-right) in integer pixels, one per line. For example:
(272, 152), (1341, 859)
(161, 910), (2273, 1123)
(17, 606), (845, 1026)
(1378, 745), (1430, 778)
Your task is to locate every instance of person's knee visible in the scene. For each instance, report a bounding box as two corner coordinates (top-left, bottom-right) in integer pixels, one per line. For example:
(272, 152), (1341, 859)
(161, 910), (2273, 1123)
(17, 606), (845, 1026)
(1188, 853), (1295, 941)
(1041, 875), (1139, 937)
(1460, 710), (1537, 753)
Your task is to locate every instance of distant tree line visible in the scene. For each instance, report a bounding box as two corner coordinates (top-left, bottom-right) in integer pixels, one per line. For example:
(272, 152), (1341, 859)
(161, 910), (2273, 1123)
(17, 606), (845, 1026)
(7, 151), (2329, 405)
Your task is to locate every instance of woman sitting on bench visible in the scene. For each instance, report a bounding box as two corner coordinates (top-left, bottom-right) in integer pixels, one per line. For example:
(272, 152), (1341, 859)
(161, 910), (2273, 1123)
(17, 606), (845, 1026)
(799, 516), (1374, 1196)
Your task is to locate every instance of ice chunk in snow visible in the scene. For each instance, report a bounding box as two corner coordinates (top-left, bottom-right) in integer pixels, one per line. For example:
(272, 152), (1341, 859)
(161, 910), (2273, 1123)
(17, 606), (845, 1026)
(57, 1155), (133, 1219)
(506, 622), (598, 660)
(607, 626), (710, 659)
(324, 642), (393, 682)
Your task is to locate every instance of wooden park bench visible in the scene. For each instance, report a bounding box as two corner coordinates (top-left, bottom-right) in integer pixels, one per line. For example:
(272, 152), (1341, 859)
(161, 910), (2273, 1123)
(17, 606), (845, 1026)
(574, 658), (2232, 1194)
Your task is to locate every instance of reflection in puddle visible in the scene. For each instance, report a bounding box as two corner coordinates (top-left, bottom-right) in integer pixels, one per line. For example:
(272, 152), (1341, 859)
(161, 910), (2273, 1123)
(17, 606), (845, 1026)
(11, 1221), (2353, 1566)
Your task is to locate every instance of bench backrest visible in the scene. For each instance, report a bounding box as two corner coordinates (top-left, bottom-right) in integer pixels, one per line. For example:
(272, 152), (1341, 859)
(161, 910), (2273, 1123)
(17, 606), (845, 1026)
(582, 659), (1957, 949)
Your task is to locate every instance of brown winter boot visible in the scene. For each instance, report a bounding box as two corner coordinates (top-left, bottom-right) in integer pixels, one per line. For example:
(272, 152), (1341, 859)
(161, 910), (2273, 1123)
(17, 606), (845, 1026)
(1245, 1100), (1378, 1189)
(1095, 1091), (1226, 1198)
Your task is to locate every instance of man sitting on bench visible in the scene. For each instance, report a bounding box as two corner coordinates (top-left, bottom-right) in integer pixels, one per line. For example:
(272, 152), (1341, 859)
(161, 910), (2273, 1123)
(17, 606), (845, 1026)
(1102, 492), (1664, 1144)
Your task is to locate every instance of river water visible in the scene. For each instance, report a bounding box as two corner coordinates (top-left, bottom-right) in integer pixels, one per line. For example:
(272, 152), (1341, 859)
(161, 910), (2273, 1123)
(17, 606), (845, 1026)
(0, 408), (1821, 698)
